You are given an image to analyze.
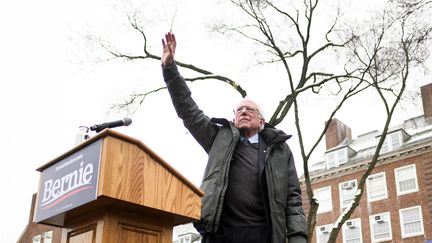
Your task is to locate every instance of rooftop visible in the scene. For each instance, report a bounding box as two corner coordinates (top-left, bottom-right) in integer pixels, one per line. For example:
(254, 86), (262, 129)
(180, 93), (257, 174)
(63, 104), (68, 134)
(307, 115), (432, 180)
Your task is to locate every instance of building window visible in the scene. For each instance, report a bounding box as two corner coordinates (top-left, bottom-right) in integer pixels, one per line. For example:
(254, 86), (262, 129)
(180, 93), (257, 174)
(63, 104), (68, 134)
(379, 132), (402, 154)
(314, 186), (332, 213)
(366, 172), (388, 202)
(42, 231), (53, 243)
(32, 231), (53, 243)
(326, 148), (348, 169)
(339, 180), (357, 208)
(337, 149), (347, 165)
(32, 235), (41, 243)
(316, 224), (332, 243)
(399, 206), (424, 238)
(343, 218), (362, 243)
(395, 164), (418, 195)
(326, 152), (336, 169)
(369, 212), (392, 242)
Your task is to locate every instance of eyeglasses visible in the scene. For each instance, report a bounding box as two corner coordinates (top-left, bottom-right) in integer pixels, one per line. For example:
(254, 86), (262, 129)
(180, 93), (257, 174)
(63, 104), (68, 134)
(234, 106), (259, 114)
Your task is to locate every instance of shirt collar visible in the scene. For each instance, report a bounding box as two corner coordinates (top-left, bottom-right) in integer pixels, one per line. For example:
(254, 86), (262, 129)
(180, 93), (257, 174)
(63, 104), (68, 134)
(241, 133), (259, 144)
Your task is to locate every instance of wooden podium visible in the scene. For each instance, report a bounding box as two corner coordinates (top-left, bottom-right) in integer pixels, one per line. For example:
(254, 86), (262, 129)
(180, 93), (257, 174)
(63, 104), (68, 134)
(34, 129), (203, 243)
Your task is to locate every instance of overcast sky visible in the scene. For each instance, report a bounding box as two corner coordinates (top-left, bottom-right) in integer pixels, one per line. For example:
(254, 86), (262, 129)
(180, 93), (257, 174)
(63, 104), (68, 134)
(1, 1), (247, 241)
(1, 0), (429, 242)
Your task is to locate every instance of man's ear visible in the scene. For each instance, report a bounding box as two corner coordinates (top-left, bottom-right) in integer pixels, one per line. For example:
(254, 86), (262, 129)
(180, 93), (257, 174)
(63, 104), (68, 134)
(259, 118), (265, 132)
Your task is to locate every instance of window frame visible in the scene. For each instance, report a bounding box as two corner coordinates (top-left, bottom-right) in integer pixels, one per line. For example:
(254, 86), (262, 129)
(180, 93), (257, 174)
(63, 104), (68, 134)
(325, 147), (348, 169)
(42, 231), (53, 243)
(339, 179), (358, 209)
(369, 212), (392, 242)
(314, 186), (333, 214)
(394, 164), (419, 196)
(342, 218), (363, 243)
(379, 131), (402, 154)
(366, 172), (388, 202)
(32, 234), (41, 243)
(316, 224), (333, 243)
(325, 152), (336, 169)
(399, 205), (424, 238)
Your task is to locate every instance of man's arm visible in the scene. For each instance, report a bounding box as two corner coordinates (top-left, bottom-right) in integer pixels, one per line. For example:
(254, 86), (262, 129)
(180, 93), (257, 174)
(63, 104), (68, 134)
(161, 32), (218, 153)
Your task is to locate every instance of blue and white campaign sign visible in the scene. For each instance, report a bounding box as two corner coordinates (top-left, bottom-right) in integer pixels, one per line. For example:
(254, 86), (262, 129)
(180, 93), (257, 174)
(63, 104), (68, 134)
(34, 139), (102, 223)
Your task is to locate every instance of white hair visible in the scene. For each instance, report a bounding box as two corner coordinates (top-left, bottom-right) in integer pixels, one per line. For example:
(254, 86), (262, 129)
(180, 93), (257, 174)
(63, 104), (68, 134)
(236, 97), (264, 118)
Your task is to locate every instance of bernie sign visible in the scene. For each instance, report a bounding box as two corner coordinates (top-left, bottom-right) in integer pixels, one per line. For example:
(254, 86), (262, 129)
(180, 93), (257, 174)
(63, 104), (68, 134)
(35, 139), (102, 223)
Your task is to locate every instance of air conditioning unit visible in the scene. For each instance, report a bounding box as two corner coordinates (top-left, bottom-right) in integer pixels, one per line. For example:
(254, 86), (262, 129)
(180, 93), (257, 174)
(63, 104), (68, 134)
(374, 215), (385, 223)
(346, 220), (356, 229)
(320, 226), (330, 233)
(342, 182), (355, 189)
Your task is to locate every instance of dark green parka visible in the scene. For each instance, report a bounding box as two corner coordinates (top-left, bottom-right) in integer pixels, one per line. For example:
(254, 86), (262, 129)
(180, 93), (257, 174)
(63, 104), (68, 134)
(163, 63), (308, 243)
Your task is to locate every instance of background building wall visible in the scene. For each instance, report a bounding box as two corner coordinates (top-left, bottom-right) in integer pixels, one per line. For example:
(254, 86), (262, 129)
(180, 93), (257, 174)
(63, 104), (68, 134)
(302, 141), (432, 242)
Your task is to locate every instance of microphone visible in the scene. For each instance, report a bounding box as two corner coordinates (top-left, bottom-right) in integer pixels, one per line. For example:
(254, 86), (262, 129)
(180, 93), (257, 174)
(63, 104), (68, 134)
(89, 117), (132, 133)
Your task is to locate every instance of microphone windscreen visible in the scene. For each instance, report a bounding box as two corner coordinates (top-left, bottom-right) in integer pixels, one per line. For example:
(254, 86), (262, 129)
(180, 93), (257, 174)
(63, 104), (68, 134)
(123, 117), (132, 126)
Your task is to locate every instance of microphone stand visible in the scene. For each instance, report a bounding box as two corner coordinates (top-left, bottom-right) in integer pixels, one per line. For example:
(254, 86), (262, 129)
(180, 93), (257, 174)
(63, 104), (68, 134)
(74, 126), (90, 145)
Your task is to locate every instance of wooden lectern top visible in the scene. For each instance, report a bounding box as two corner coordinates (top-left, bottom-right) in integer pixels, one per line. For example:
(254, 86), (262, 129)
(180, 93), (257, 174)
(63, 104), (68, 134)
(35, 129), (203, 227)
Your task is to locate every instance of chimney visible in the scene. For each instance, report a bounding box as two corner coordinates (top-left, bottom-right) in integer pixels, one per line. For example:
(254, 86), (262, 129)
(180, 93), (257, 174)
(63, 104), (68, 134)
(421, 83), (432, 119)
(325, 118), (352, 150)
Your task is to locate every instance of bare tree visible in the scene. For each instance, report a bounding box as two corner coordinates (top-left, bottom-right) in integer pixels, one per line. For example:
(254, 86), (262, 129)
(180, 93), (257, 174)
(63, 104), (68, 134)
(323, 3), (432, 241)
(85, 0), (431, 241)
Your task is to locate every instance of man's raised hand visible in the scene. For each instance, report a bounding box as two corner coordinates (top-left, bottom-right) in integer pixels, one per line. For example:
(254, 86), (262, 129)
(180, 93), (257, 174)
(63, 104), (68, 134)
(161, 32), (176, 66)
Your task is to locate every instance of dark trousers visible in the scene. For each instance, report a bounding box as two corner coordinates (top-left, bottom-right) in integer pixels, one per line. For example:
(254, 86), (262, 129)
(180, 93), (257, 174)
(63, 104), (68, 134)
(202, 225), (270, 243)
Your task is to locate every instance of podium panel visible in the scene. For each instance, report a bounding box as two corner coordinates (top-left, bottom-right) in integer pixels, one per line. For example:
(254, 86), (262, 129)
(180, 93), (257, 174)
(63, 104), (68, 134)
(118, 225), (161, 243)
(66, 224), (97, 243)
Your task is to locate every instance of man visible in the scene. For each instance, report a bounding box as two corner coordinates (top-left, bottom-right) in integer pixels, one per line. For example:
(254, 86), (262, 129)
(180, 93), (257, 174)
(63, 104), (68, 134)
(161, 32), (307, 243)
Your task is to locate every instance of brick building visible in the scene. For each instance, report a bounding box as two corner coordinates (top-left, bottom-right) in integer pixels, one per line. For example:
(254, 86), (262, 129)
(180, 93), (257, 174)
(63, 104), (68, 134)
(301, 84), (432, 243)
(17, 194), (62, 243)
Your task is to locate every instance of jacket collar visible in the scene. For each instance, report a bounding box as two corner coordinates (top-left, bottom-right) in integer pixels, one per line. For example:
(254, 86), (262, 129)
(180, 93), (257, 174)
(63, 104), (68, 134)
(260, 124), (292, 145)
